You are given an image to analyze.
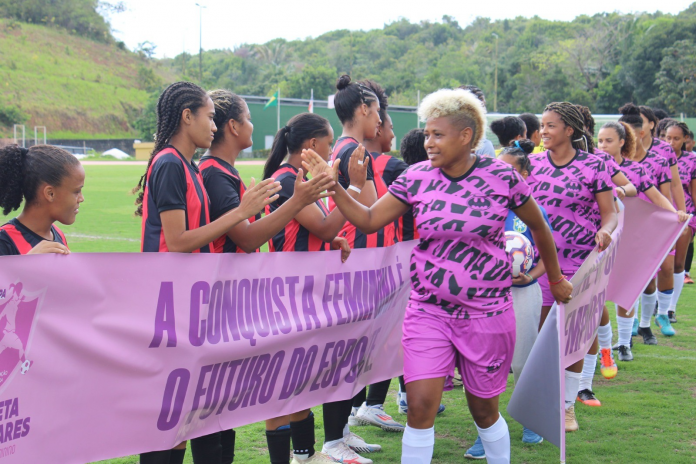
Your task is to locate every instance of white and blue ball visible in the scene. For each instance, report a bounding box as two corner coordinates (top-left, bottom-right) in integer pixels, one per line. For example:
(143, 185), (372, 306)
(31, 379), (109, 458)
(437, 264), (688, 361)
(505, 231), (535, 277)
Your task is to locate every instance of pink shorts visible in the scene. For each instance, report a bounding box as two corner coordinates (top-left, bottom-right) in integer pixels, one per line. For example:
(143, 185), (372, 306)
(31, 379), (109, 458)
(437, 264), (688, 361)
(402, 304), (516, 399)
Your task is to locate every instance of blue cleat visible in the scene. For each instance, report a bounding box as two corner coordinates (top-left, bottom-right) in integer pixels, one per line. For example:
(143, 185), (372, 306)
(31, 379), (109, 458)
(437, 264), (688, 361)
(522, 427), (544, 444)
(655, 314), (676, 336)
(464, 436), (486, 460)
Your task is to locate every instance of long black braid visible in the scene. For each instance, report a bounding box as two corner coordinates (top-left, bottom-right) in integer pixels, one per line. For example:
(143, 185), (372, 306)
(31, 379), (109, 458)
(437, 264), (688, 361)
(544, 102), (595, 153)
(133, 82), (208, 216)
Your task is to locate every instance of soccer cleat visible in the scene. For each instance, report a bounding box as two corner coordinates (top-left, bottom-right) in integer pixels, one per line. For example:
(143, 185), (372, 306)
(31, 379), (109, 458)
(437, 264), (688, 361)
(632, 318), (639, 337)
(348, 406), (361, 427)
(565, 406), (579, 432)
(612, 337), (633, 350)
(637, 326), (658, 345)
(464, 436), (486, 459)
(599, 348), (618, 379)
(437, 404), (446, 414)
(668, 310), (677, 324)
(618, 345), (633, 362)
(321, 441), (373, 464)
(577, 389), (601, 407)
(344, 432), (382, 454)
(291, 452), (337, 464)
(522, 427), (543, 444)
(655, 314), (676, 336)
(354, 403), (405, 432)
(685, 274), (694, 284)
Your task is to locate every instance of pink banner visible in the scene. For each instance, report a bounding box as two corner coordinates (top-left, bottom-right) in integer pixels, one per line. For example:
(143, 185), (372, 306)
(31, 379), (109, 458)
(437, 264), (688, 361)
(0, 242), (416, 463)
(606, 197), (690, 309)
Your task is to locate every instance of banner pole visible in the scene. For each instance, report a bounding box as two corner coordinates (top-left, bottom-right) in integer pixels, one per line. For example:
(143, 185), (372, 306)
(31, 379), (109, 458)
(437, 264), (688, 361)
(558, 302), (566, 464)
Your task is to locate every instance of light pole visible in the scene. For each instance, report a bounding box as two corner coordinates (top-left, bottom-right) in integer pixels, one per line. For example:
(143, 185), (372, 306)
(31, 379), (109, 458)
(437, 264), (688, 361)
(195, 3), (206, 84)
(492, 33), (499, 113)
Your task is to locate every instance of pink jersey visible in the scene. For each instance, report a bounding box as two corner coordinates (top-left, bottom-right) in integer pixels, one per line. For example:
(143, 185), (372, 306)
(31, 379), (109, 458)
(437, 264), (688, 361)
(618, 158), (654, 201)
(639, 151), (672, 191)
(651, 138), (678, 168)
(388, 156), (531, 319)
(527, 150), (613, 273)
(594, 150), (621, 180)
(677, 151), (696, 215)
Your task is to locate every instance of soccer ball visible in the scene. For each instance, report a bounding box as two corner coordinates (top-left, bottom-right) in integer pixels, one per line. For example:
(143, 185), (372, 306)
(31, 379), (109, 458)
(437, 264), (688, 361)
(505, 231), (535, 277)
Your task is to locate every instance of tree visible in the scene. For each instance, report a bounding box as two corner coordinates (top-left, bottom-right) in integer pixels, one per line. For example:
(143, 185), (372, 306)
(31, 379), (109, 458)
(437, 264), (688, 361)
(654, 39), (696, 115)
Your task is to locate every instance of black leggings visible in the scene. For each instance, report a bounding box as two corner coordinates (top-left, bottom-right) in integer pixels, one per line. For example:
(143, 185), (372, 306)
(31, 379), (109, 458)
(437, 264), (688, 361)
(351, 379), (392, 407)
(323, 399), (354, 442)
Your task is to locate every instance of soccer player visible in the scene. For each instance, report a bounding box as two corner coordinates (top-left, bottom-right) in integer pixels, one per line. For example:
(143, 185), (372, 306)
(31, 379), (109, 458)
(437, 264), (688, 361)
(518, 113), (544, 153)
(619, 103), (686, 338)
(527, 102), (618, 432)
(0, 144), (82, 256)
(199, 90), (338, 464)
(264, 112), (377, 464)
(133, 81), (280, 464)
(664, 121), (696, 323)
(302, 88), (571, 464)
(618, 104), (682, 345)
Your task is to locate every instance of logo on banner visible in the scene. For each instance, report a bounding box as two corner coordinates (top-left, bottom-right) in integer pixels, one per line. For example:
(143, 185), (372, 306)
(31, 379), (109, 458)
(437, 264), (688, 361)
(0, 283), (40, 392)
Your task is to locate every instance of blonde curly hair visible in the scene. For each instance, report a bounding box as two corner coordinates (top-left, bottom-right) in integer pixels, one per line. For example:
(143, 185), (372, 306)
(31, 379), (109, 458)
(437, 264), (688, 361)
(417, 88), (487, 150)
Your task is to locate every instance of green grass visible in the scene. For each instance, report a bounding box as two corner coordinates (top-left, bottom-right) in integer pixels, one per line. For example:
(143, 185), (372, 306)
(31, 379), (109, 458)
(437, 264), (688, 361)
(13, 165), (695, 463)
(0, 19), (170, 137)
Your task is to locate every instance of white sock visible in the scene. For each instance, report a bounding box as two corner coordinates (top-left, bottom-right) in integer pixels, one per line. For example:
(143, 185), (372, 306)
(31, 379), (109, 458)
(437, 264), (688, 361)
(343, 423), (350, 437)
(657, 290), (672, 316)
(579, 354), (596, 392)
(401, 392), (407, 403)
(671, 271), (685, 312)
(633, 301), (639, 321)
(617, 315), (634, 347)
(401, 425), (434, 464)
(324, 438), (342, 449)
(476, 414), (510, 464)
(597, 322), (612, 350)
(640, 292), (657, 328)
(565, 370), (582, 409)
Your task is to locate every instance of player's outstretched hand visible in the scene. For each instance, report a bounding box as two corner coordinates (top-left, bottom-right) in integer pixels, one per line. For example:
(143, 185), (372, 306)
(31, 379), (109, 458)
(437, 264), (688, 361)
(331, 237), (351, 263)
(677, 211), (690, 223)
(293, 169), (335, 205)
(347, 144), (369, 189)
(237, 177), (281, 219)
(301, 149), (339, 183)
(28, 241), (70, 255)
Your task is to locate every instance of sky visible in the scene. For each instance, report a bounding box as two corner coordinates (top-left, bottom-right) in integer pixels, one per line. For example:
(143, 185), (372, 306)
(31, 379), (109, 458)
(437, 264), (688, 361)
(107, 0), (695, 58)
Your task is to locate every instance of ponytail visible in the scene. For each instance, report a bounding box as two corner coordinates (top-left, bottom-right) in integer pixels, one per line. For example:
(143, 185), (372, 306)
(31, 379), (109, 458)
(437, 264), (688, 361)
(0, 144), (79, 215)
(263, 113), (332, 180)
(500, 138), (534, 173)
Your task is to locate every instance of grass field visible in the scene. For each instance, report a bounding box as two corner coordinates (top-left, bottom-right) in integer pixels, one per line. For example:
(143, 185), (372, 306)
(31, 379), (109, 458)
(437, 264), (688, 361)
(15, 165), (695, 463)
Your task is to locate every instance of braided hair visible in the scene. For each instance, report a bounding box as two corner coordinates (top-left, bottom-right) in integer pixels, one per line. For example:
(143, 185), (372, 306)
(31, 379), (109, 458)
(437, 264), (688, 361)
(209, 89), (246, 145)
(574, 105), (596, 138)
(132, 82), (209, 216)
(0, 144), (79, 215)
(362, 79), (388, 126)
(334, 75), (378, 125)
(656, 118), (677, 140)
(543, 102), (595, 153)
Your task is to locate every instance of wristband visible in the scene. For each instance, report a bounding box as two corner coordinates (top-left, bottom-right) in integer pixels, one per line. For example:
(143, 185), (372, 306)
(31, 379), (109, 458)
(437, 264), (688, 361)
(618, 186), (626, 194)
(348, 185), (362, 194)
(549, 275), (567, 286)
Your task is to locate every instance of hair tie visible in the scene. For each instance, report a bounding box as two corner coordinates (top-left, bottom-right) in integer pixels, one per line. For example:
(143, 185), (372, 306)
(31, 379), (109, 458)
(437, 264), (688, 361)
(514, 140), (521, 148)
(19, 147), (29, 158)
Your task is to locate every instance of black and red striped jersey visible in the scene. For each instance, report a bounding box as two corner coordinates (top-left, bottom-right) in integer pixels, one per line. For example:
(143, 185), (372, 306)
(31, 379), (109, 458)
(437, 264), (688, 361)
(0, 218), (68, 256)
(199, 155), (260, 254)
(141, 146), (212, 253)
(266, 164), (330, 252)
(371, 153), (419, 242)
(328, 137), (396, 248)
